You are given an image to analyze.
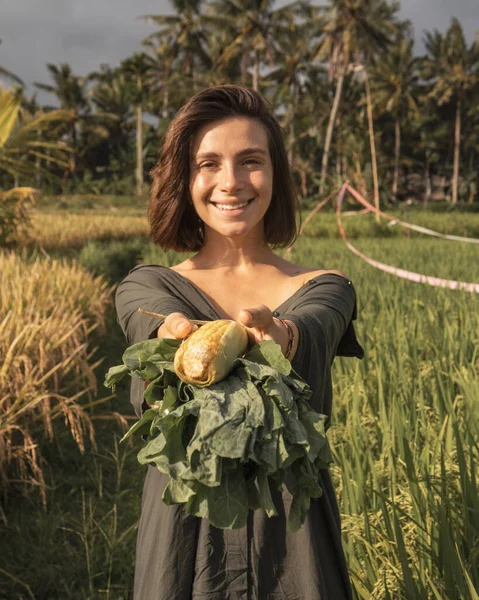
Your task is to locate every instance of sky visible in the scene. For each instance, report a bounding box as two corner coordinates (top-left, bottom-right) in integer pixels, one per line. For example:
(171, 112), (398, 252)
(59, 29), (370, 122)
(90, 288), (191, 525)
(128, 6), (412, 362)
(1, 0), (479, 104)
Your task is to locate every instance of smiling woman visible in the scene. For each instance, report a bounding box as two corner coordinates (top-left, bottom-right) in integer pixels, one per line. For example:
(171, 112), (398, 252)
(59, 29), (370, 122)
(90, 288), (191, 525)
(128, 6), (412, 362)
(115, 84), (364, 600)
(148, 85), (298, 253)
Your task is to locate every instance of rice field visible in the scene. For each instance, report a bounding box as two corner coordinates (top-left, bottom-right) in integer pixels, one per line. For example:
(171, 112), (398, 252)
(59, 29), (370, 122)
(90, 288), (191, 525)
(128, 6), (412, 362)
(290, 237), (479, 599)
(0, 204), (478, 598)
(0, 252), (115, 502)
(18, 213), (149, 250)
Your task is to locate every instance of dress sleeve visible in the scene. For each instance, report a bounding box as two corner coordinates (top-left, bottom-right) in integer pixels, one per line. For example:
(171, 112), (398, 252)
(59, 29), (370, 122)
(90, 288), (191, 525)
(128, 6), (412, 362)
(286, 274), (363, 362)
(115, 264), (196, 345)
(281, 274), (364, 420)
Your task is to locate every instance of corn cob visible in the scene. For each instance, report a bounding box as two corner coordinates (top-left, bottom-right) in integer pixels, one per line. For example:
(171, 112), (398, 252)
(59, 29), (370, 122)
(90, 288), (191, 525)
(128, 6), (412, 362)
(174, 320), (248, 386)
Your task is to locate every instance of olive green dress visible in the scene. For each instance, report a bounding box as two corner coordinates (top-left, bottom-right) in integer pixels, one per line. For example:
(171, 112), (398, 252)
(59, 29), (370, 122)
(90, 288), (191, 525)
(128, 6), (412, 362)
(115, 264), (364, 600)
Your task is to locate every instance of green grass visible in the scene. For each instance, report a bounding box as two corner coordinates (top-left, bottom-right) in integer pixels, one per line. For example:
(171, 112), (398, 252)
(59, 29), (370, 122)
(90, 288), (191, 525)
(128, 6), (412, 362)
(1, 206), (478, 599)
(34, 194), (149, 216)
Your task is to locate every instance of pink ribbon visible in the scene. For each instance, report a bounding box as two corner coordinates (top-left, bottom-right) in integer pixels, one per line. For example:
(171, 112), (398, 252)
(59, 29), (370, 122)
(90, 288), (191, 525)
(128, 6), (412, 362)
(337, 183), (479, 294)
(344, 183), (479, 244)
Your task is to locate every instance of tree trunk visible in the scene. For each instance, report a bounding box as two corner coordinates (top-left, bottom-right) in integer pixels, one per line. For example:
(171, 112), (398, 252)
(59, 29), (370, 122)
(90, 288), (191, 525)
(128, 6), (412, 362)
(319, 68), (345, 195)
(288, 112), (294, 165)
(300, 168), (307, 198)
(162, 86), (169, 119)
(136, 103), (143, 197)
(252, 50), (260, 91)
(392, 118), (401, 203)
(364, 72), (380, 220)
(35, 156), (41, 188)
(70, 124), (77, 184)
(424, 157), (431, 205)
(241, 52), (249, 85)
(336, 115), (342, 180)
(452, 98), (461, 204)
(288, 86), (297, 164)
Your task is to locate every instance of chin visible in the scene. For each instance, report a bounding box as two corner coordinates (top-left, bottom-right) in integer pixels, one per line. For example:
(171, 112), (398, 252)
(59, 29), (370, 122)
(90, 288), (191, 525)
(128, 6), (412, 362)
(206, 221), (263, 240)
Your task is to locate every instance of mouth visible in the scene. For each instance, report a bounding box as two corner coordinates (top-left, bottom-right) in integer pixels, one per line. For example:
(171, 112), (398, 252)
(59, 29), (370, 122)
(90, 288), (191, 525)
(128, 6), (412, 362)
(210, 199), (255, 213)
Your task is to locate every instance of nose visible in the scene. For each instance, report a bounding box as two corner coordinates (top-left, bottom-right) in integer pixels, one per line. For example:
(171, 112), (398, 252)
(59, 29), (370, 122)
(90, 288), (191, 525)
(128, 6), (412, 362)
(219, 162), (244, 193)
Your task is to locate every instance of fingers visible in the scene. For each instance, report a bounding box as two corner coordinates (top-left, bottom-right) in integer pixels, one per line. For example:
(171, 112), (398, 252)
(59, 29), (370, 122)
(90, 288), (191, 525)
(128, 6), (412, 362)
(238, 305), (291, 352)
(238, 305), (274, 329)
(158, 312), (198, 339)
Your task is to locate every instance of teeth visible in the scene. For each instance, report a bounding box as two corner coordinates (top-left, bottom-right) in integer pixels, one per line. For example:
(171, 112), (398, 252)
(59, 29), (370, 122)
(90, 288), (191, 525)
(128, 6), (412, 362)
(215, 201), (250, 210)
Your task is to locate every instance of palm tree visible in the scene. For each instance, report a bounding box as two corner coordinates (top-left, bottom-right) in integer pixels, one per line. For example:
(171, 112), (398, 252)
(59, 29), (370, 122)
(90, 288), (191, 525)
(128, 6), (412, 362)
(1, 86), (74, 243)
(423, 18), (479, 204)
(205, 0), (300, 91)
(1, 86), (74, 184)
(411, 110), (449, 204)
(310, 0), (400, 195)
(120, 53), (152, 196)
(265, 20), (322, 165)
(369, 35), (420, 201)
(141, 0), (212, 85)
(87, 68), (137, 189)
(34, 63), (87, 182)
(142, 39), (178, 120)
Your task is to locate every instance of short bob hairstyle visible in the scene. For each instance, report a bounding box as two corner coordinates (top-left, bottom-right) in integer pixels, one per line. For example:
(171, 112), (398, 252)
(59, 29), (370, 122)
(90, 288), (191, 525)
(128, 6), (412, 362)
(149, 84), (299, 252)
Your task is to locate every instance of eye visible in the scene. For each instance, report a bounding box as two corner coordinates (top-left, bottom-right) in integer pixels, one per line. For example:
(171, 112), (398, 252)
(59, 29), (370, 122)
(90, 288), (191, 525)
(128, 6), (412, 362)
(243, 158), (261, 166)
(199, 161), (217, 169)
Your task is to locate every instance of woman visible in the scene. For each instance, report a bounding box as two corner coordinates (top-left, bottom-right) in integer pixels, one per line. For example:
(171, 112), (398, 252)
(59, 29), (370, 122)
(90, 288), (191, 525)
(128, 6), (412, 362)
(116, 84), (364, 600)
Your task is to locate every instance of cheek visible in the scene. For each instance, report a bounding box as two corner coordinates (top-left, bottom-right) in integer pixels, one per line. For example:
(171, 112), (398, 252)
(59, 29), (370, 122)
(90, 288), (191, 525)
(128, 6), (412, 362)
(252, 171), (273, 198)
(191, 173), (212, 198)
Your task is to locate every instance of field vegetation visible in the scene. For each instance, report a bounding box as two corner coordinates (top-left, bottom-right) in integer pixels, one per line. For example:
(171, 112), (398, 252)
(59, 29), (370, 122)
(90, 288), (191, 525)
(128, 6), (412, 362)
(0, 253), (114, 505)
(0, 196), (478, 598)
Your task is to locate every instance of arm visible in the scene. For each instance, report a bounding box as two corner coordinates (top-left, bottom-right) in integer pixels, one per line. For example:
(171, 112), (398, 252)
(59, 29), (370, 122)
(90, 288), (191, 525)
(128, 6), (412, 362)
(115, 265), (197, 416)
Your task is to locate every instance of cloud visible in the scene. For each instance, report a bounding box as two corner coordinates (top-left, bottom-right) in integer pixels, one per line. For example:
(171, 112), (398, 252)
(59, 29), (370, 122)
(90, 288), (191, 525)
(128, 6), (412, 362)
(1, 0), (478, 102)
(399, 0), (479, 50)
(1, 0), (164, 96)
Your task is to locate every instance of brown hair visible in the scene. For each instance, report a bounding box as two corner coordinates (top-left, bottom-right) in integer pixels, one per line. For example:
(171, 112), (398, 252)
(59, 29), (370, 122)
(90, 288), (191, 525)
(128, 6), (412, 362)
(149, 84), (299, 251)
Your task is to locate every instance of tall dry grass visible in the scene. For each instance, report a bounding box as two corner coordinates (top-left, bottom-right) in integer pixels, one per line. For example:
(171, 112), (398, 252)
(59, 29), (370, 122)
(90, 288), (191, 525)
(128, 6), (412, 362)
(17, 213), (148, 250)
(0, 252), (114, 502)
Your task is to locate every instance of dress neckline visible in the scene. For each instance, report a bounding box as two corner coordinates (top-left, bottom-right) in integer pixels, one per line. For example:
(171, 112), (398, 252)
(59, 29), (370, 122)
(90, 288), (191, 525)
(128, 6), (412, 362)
(153, 264), (341, 319)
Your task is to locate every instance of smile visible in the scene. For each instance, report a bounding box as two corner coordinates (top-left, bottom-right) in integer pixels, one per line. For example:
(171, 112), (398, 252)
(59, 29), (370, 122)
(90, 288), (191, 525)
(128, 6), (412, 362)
(211, 199), (254, 212)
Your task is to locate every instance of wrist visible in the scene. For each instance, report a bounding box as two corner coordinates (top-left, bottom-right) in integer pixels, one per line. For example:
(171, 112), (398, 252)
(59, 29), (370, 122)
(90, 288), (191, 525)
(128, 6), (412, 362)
(275, 317), (295, 360)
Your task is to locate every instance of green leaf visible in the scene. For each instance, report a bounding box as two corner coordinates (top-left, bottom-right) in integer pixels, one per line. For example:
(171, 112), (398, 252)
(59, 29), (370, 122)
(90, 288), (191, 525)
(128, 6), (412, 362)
(243, 340), (291, 375)
(185, 467), (249, 530)
(257, 470), (278, 518)
(120, 408), (158, 442)
(122, 338), (180, 380)
(103, 364), (129, 391)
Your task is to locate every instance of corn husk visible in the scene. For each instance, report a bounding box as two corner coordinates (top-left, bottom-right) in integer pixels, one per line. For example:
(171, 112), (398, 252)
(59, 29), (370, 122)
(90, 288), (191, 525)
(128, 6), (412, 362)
(174, 320), (248, 386)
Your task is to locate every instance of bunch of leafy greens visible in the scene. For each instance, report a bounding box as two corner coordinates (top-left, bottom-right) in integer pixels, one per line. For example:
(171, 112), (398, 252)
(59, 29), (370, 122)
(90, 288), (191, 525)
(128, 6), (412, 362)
(104, 338), (332, 531)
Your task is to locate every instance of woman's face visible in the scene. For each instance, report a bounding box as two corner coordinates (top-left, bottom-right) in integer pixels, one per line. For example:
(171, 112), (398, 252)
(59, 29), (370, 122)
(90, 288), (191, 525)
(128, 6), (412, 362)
(189, 117), (273, 241)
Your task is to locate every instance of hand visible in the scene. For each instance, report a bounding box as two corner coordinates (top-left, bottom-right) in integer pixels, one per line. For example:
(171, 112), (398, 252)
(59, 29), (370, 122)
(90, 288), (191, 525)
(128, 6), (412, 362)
(238, 305), (290, 354)
(157, 312), (198, 340)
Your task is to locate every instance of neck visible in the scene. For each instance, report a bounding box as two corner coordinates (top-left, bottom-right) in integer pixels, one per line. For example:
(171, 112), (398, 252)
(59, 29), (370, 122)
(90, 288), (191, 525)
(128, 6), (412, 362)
(192, 227), (276, 270)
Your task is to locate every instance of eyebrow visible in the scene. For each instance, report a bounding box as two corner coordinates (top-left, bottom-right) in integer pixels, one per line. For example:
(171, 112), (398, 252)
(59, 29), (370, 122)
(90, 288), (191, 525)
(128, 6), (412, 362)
(194, 147), (269, 160)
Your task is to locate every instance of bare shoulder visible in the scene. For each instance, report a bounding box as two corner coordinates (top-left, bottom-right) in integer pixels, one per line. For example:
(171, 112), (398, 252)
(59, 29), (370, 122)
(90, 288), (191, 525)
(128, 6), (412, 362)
(170, 259), (195, 273)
